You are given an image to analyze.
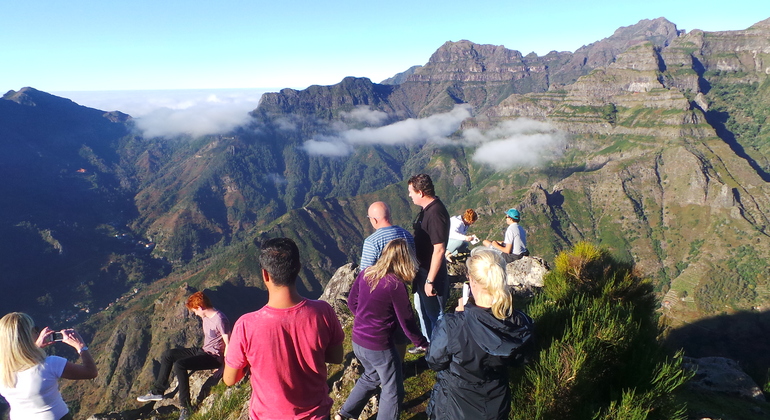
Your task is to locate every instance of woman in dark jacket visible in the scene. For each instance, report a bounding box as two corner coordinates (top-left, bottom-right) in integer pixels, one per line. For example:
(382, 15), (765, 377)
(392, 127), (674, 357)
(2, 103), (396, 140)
(426, 249), (534, 420)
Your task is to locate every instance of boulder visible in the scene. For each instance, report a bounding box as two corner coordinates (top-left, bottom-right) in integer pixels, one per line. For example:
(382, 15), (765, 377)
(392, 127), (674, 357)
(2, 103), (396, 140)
(683, 356), (766, 402)
(87, 369), (222, 420)
(319, 263), (359, 327)
(506, 256), (550, 293)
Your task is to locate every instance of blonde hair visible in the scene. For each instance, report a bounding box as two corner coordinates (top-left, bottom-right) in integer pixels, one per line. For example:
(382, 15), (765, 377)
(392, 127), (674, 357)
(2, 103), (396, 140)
(466, 250), (513, 320)
(364, 238), (418, 291)
(0, 312), (46, 388)
(462, 208), (478, 224)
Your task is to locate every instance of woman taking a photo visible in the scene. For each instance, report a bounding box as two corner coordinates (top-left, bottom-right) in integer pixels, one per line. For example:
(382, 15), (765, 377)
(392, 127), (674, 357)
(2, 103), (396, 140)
(0, 312), (97, 420)
(336, 238), (429, 420)
(426, 249), (534, 420)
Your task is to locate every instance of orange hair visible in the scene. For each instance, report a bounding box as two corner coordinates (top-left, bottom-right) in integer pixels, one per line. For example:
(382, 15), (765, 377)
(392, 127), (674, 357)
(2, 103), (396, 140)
(463, 208), (478, 224)
(186, 291), (213, 310)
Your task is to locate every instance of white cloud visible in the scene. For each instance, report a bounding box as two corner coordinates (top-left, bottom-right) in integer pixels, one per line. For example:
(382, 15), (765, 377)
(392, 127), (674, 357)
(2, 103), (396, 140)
(134, 100), (255, 138)
(341, 106), (389, 125)
(274, 116), (299, 132)
(267, 173), (288, 185)
(303, 104), (472, 156)
(302, 139), (353, 157)
(53, 89), (268, 138)
(464, 119), (567, 170)
(300, 108), (565, 170)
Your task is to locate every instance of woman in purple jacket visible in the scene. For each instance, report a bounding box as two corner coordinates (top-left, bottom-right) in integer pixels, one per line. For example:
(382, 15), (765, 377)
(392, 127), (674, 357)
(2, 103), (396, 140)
(335, 238), (429, 420)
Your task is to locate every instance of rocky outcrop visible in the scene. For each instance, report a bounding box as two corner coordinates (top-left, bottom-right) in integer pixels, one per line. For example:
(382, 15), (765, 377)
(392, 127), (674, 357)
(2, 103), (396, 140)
(319, 262), (359, 327)
(408, 41), (531, 84)
(683, 24), (770, 77)
(87, 370), (224, 420)
(255, 77), (406, 119)
(506, 256), (550, 293)
(488, 41), (705, 138)
(683, 357), (767, 402)
(557, 17), (682, 81)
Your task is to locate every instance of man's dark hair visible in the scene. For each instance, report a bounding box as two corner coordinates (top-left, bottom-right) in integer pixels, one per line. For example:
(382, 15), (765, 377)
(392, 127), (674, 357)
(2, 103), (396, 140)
(408, 173), (435, 197)
(259, 237), (301, 287)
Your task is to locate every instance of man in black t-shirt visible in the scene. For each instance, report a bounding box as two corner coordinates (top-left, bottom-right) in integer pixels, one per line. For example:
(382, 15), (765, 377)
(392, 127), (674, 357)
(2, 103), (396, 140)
(407, 173), (450, 349)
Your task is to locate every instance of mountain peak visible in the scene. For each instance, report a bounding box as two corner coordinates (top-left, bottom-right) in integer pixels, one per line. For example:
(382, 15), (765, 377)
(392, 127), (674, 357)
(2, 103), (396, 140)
(3, 87), (79, 109)
(577, 17), (681, 55)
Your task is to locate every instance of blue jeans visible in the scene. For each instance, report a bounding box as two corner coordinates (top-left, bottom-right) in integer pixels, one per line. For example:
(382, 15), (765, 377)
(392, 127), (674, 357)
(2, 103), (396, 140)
(413, 268), (448, 340)
(446, 239), (468, 255)
(339, 343), (403, 420)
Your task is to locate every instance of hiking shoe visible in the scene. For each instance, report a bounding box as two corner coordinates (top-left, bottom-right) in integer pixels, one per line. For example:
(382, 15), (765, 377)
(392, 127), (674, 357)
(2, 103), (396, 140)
(178, 407), (190, 420)
(407, 346), (427, 355)
(136, 392), (163, 402)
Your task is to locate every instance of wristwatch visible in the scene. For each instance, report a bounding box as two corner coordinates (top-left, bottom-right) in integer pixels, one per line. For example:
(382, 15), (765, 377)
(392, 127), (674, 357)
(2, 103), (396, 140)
(426, 279), (433, 284)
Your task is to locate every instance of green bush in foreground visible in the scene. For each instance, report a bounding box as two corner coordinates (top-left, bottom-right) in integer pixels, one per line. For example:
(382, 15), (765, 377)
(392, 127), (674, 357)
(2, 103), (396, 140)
(510, 242), (692, 420)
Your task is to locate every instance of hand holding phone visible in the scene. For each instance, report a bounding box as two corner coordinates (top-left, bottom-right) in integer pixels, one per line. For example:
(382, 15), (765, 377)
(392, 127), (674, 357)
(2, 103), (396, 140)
(43, 331), (64, 344)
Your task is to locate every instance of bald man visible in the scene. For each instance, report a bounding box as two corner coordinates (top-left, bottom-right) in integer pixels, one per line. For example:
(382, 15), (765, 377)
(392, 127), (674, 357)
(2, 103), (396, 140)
(360, 201), (415, 270)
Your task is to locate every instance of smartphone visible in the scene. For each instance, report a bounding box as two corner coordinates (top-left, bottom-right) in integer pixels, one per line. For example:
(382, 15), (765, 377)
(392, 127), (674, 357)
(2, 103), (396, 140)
(462, 282), (470, 305)
(53, 332), (64, 341)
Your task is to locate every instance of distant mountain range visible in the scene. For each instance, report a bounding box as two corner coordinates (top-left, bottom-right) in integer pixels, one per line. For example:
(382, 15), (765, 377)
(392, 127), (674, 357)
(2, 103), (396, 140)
(1, 16), (769, 416)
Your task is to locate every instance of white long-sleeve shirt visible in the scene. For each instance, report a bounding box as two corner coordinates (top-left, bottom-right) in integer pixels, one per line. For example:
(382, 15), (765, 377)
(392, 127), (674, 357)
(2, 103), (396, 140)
(448, 215), (468, 241)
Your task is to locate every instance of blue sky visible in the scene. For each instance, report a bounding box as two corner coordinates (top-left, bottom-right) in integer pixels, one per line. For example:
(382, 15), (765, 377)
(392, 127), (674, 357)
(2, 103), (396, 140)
(3, 0), (768, 93)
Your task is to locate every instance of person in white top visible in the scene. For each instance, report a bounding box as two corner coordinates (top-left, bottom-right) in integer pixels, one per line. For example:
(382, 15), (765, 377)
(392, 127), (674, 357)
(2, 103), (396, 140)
(0, 312), (97, 420)
(445, 209), (478, 261)
(482, 208), (529, 263)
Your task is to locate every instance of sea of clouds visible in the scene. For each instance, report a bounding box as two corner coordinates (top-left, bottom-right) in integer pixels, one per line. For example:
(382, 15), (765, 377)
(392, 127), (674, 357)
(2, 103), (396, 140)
(303, 105), (567, 170)
(55, 90), (566, 171)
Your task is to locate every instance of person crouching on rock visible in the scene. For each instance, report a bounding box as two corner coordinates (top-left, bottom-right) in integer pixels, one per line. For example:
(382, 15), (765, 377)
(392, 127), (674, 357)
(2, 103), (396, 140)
(335, 238), (429, 420)
(446, 208), (479, 262)
(137, 291), (230, 420)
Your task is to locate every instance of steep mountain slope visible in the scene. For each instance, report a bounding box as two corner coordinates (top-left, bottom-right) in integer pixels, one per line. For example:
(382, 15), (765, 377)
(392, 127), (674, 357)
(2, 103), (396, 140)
(0, 88), (169, 322)
(479, 23), (770, 325)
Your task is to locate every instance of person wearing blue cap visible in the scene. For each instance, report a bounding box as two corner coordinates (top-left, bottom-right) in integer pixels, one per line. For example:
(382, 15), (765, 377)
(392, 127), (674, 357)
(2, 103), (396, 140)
(482, 208), (529, 262)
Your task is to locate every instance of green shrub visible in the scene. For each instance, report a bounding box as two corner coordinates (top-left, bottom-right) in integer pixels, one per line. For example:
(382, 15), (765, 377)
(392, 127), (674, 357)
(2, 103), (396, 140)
(510, 242), (692, 420)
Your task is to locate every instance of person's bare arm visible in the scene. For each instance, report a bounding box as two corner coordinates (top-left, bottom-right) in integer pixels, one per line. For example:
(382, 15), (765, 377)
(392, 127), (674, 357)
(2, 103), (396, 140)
(60, 329), (97, 380)
(222, 333), (230, 360)
(483, 239), (512, 253)
(223, 365), (245, 386)
(424, 242), (446, 296)
(61, 352), (97, 380)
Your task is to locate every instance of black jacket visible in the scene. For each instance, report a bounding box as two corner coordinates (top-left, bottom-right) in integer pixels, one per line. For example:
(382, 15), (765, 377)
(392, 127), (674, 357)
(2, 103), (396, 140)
(426, 303), (534, 420)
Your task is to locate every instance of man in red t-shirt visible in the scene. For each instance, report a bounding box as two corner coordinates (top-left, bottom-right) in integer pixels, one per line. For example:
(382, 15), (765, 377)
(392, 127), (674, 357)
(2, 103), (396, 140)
(223, 237), (345, 419)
